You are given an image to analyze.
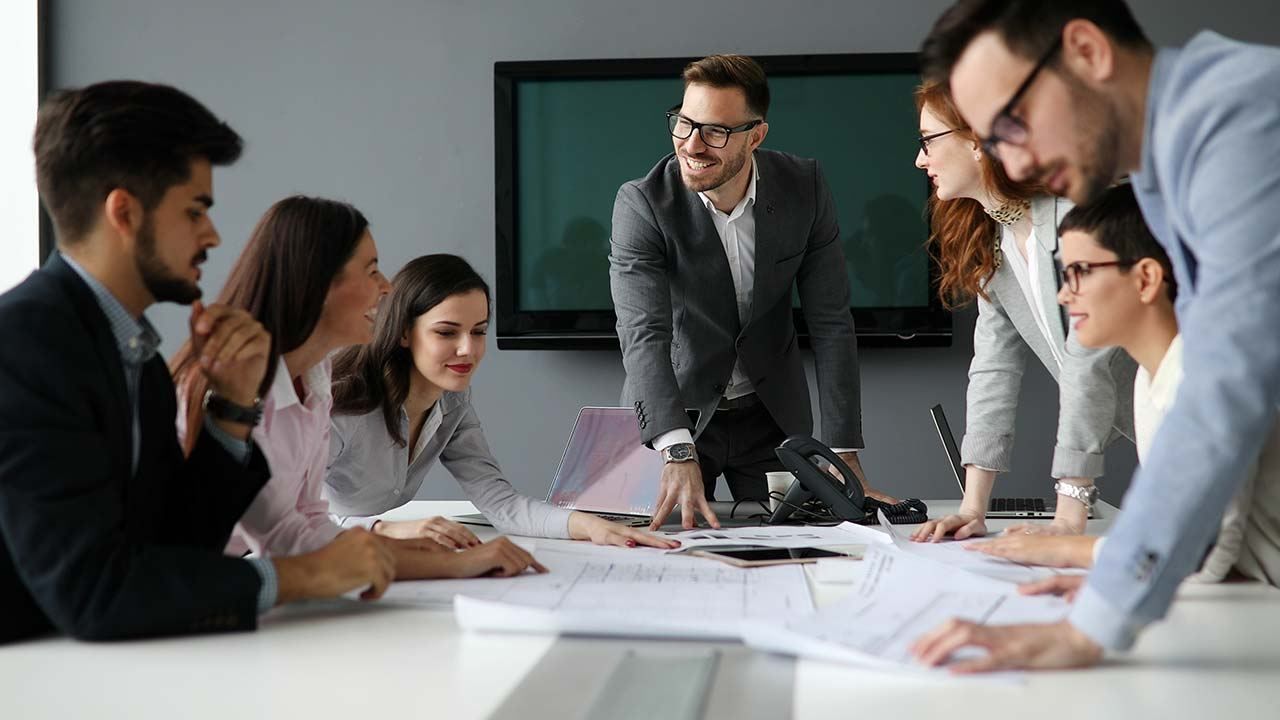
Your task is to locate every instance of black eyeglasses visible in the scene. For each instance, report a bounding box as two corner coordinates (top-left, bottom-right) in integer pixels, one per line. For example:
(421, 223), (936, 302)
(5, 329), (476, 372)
(667, 109), (763, 149)
(918, 129), (957, 156)
(980, 34), (1063, 160)
(1060, 259), (1138, 294)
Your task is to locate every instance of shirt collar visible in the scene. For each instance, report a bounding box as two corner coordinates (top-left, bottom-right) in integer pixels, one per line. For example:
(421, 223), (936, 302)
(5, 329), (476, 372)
(269, 354), (333, 410)
(1134, 46), (1181, 194)
(1147, 333), (1183, 407)
(59, 252), (161, 365)
(697, 154), (759, 219)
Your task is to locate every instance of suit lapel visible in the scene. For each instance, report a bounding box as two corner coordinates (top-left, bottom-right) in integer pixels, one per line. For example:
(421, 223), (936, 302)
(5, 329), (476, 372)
(679, 179), (741, 331)
(45, 254), (134, 477)
(749, 159), (778, 327)
(1031, 197), (1068, 346)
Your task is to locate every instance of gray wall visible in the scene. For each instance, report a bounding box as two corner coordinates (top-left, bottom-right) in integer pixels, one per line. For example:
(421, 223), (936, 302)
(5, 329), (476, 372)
(48, 0), (1279, 505)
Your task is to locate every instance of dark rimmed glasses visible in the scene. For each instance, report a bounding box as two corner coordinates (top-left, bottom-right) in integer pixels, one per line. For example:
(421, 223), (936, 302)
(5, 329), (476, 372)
(918, 129), (957, 156)
(1060, 259), (1138, 294)
(980, 34), (1064, 160)
(666, 109), (763, 149)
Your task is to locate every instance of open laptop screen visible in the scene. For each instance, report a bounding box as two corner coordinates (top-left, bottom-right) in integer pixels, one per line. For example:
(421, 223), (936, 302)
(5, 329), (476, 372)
(546, 407), (662, 515)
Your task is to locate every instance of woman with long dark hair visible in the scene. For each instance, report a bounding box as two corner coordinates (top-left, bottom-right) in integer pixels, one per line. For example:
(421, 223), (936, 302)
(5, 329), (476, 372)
(173, 197), (545, 580)
(326, 254), (677, 549)
(909, 82), (1135, 542)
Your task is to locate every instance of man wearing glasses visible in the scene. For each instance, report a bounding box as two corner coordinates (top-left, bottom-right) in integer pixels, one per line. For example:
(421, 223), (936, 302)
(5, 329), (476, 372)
(609, 54), (893, 530)
(909, 0), (1280, 672)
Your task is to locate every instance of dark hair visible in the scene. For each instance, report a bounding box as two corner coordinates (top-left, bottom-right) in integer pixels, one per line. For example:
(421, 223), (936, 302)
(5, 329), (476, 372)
(171, 196), (369, 417)
(682, 54), (770, 119)
(920, 0), (1151, 83)
(34, 80), (243, 244)
(1058, 183), (1176, 301)
(915, 81), (1044, 307)
(332, 254), (491, 446)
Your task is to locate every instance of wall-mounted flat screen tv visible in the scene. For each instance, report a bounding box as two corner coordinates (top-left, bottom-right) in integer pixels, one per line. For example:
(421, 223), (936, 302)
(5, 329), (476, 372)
(495, 53), (949, 349)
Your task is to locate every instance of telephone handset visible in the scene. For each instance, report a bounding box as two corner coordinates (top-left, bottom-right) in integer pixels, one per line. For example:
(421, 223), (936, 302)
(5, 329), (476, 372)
(768, 435), (929, 525)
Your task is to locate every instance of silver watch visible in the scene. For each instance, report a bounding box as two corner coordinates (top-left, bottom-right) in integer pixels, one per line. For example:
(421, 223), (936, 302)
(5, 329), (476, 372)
(1053, 481), (1099, 509)
(661, 443), (698, 464)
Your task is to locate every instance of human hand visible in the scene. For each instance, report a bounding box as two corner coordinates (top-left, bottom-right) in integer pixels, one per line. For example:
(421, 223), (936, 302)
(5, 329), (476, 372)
(569, 512), (681, 549)
(375, 516), (481, 548)
(910, 619), (1102, 673)
(1018, 574), (1087, 602)
(188, 301), (270, 408)
(966, 535), (1096, 569)
(650, 460), (719, 530)
(273, 528), (396, 604)
(836, 451), (901, 504)
(441, 537), (548, 578)
(1003, 519), (1084, 537)
(911, 512), (988, 542)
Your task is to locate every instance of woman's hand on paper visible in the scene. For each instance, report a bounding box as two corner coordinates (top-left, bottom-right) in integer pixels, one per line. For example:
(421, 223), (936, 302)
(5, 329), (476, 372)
(911, 512), (988, 542)
(569, 512), (681, 550)
(966, 535), (1096, 569)
(375, 516), (481, 548)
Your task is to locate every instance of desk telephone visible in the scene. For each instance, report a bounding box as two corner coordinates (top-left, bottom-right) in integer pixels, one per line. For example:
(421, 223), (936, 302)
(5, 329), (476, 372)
(768, 435), (928, 525)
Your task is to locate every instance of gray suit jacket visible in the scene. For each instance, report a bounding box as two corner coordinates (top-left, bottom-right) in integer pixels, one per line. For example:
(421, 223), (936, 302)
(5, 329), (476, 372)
(962, 195), (1136, 480)
(609, 149), (861, 448)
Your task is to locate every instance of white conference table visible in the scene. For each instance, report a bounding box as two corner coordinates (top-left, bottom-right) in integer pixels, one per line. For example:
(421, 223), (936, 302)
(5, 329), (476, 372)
(3, 499), (1279, 719)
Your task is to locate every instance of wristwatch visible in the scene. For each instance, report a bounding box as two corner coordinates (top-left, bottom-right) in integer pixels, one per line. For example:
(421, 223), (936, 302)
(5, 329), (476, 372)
(661, 443), (698, 464)
(202, 388), (264, 428)
(1053, 481), (1099, 509)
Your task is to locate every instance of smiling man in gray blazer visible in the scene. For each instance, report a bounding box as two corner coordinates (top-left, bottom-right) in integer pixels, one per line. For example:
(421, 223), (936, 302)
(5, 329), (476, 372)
(610, 55), (893, 529)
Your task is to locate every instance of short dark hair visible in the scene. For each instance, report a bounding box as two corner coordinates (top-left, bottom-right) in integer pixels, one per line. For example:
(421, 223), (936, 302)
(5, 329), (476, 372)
(1058, 183), (1176, 301)
(34, 80), (243, 244)
(332, 254), (491, 446)
(920, 0), (1151, 83)
(682, 54), (770, 119)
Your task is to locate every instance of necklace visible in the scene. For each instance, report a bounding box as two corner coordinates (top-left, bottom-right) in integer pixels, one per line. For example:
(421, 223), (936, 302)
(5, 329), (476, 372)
(984, 198), (1030, 226)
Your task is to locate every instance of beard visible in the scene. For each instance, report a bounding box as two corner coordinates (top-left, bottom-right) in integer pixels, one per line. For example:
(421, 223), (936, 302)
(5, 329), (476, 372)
(679, 143), (751, 194)
(135, 215), (203, 305)
(1064, 78), (1124, 205)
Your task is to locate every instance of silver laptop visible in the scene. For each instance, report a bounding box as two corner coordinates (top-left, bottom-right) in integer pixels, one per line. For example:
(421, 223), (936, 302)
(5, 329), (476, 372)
(454, 407), (663, 528)
(930, 404), (1086, 519)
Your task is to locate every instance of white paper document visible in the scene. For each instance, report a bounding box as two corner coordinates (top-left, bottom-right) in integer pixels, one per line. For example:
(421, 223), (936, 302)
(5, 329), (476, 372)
(662, 522), (886, 553)
(384, 545), (812, 639)
(741, 544), (1071, 672)
(876, 510), (1085, 585)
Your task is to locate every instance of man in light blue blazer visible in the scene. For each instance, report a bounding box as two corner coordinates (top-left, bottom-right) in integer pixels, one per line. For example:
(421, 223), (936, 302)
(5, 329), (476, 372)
(910, 0), (1280, 671)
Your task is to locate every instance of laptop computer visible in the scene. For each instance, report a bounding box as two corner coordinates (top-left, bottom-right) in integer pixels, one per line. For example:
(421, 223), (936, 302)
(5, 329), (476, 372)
(453, 407), (664, 528)
(929, 404), (1090, 519)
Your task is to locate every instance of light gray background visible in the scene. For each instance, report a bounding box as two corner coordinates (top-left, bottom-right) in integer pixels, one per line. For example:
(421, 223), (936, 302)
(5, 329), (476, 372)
(45, 0), (1280, 503)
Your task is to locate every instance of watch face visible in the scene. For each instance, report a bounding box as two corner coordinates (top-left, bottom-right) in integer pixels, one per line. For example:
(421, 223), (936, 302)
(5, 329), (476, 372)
(668, 444), (693, 461)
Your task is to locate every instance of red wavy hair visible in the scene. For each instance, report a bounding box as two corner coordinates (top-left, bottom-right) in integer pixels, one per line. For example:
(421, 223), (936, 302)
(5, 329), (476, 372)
(916, 81), (1042, 308)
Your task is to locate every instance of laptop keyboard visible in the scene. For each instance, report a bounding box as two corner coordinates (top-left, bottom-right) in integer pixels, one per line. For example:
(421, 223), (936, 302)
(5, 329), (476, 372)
(989, 497), (1048, 513)
(593, 513), (650, 526)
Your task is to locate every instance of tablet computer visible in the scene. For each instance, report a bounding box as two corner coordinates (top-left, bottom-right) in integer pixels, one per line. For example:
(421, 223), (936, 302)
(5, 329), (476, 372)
(689, 546), (853, 568)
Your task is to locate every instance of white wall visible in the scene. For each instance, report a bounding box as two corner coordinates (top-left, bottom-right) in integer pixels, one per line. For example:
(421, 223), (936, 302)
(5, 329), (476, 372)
(0, 1), (40, 293)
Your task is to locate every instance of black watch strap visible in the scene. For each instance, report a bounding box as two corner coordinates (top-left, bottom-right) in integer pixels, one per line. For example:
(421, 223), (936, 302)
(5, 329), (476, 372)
(202, 389), (264, 427)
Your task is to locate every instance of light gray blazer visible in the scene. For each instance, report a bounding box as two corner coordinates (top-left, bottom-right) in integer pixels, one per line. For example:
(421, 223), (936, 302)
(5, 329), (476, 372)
(609, 149), (862, 448)
(961, 195), (1136, 480)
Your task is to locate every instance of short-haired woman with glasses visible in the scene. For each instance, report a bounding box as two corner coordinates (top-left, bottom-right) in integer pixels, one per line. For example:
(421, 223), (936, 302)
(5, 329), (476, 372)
(909, 81), (1136, 542)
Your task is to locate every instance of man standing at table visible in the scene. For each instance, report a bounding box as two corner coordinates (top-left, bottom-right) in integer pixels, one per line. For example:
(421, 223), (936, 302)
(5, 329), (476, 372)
(909, 0), (1280, 671)
(610, 54), (894, 530)
(0, 81), (395, 643)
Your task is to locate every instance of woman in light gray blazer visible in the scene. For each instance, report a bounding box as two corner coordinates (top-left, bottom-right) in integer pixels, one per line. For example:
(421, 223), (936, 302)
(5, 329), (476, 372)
(909, 82), (1135, 542)
(324, 254), (676, 550)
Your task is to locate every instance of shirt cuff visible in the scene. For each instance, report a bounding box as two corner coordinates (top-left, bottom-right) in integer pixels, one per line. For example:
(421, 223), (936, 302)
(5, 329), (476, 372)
(1067, 584), (1145, 651)
(245, 557), (278, 613)
(830, 448), (858, 454)
(1051, 445), (1106, 480)
(204, 420), (253, 465)
(1092, 536), (1107, 565)
(332, 514), (381, 531)
(653, 428), (694, 452)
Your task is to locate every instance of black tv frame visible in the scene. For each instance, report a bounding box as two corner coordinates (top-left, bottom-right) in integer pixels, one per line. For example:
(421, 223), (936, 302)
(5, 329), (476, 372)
(495, 52), (951, 350)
